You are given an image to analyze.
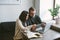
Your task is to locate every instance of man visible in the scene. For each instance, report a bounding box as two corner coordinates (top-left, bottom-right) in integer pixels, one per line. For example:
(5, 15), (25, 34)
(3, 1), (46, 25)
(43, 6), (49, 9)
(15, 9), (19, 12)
(27, 7), (46, 33)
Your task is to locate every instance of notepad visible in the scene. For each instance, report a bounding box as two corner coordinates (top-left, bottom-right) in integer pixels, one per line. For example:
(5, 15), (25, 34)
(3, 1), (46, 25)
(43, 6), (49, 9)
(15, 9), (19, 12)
(26, 31), (43, 38)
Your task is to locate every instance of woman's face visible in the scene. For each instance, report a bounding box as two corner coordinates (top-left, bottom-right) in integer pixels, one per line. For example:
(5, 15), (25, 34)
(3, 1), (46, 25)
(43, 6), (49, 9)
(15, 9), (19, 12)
(26, 14), (29, 20)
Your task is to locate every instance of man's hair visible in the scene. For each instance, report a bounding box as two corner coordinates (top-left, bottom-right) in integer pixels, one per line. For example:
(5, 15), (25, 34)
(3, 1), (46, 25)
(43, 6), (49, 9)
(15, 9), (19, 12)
(29, 7), (35, 12)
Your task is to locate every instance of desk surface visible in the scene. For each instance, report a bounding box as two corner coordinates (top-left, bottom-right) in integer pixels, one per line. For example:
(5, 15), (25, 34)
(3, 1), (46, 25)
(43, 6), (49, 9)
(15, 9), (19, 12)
(31, 29), (60, 40)
(52, 24), (60, 28)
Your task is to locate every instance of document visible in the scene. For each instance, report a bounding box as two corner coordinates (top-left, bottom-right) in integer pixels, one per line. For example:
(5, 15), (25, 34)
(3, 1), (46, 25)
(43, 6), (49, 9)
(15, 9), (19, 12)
(26, 31), (43, 38)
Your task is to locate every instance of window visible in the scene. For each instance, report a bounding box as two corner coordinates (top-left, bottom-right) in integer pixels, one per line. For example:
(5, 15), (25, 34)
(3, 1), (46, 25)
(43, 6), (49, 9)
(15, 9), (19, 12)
(55, 0), (60, 17)
(40, 0), (53, 22)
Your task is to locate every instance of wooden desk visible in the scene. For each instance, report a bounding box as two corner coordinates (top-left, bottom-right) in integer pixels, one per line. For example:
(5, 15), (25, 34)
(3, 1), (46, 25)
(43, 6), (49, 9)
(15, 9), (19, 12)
(31, 29), (60, 40)
(50, 24), (60, 33)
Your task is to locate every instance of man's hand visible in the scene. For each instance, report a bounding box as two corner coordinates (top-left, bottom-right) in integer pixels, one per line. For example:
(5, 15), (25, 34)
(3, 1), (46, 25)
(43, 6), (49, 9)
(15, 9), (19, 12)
(41, 22), (46, 28)
(30, 24), (36, 32)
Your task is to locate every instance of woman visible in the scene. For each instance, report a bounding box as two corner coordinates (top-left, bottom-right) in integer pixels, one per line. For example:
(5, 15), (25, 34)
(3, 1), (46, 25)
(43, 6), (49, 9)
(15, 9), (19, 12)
(14, 11), (33, 40)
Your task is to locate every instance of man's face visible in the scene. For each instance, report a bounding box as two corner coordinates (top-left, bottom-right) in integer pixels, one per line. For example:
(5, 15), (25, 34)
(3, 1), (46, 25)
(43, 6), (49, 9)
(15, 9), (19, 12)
(29, 10), (36, 17)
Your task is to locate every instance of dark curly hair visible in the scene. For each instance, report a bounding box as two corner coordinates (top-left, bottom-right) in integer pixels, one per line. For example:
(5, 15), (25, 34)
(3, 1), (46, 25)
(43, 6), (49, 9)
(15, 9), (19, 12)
(19, 11), (29, 22)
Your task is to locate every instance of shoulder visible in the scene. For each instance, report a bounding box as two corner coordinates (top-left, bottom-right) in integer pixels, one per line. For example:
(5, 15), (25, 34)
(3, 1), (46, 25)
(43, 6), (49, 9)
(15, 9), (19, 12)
(16, 18), (19, 21)
(35, 15), (40, 18)
(16, 18), (22, 24)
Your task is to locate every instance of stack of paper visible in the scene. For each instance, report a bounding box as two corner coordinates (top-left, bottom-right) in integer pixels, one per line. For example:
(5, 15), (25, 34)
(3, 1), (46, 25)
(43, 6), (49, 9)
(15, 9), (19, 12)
(26, 31), (43, 38)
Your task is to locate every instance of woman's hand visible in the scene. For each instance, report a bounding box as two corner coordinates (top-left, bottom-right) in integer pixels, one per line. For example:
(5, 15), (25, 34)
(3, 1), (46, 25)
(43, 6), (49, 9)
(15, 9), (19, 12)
(30, 24), (36, 32)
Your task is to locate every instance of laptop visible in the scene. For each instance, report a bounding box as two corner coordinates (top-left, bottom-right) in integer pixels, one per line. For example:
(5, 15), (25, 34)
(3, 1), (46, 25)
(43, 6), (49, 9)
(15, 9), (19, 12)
(36, 22), (53, 33)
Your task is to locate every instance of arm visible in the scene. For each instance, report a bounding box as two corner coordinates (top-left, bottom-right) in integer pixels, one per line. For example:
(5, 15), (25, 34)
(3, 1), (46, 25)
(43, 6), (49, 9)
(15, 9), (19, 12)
(26, 25), (33, 30)
(17, 19), (33, 31)
(17, 19), (26, 31)
(36, 15), (46, 27)
(36, 15), (42, 24)
(14, 19), (25, 36)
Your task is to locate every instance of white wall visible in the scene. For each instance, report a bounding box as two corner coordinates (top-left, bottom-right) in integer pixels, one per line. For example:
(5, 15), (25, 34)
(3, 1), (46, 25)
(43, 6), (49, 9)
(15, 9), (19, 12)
(0, 5), (21, 22)
(0, 0), (34, 22)
(34, 0), (53, 22)
(34, 0), (40, 15)
(20, 0), (34, 11)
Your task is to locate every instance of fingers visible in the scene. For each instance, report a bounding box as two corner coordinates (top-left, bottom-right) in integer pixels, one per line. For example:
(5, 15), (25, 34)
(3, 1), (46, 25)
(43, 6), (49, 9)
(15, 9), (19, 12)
(30, 24), (36, 32)
(41, 22), (46, 27)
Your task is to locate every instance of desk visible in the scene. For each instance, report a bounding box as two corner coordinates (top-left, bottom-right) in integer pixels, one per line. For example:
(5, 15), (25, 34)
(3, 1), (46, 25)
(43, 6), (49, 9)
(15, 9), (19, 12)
(50, 24), (60, 32)
(31, 29), (60, 40)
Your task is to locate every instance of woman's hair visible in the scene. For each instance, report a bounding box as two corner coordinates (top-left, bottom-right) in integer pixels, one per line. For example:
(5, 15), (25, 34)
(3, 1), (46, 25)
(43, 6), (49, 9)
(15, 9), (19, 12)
(19, 11), (29, 22)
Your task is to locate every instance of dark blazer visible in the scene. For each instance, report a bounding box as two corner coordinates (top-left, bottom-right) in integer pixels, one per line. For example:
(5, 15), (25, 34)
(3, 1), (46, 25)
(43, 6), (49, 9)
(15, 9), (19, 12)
(27, 15), (42, 26)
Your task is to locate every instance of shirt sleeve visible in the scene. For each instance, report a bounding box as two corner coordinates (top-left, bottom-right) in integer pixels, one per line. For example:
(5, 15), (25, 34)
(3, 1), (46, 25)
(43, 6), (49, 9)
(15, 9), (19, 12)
(17, 19), (25, 30)
(26, 25), (33, 30)
(36, 15), (42, 24)
(17, 19), (33, 31)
